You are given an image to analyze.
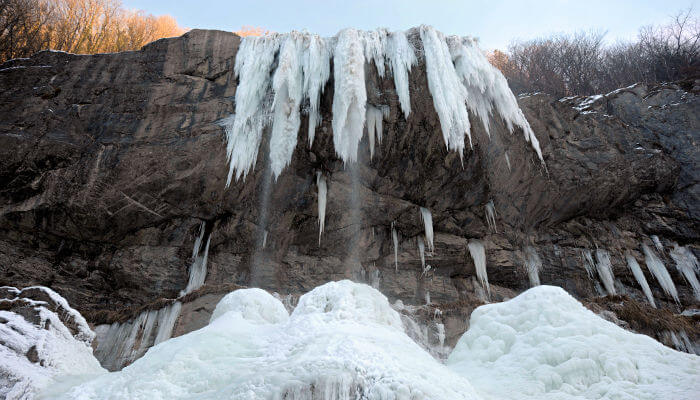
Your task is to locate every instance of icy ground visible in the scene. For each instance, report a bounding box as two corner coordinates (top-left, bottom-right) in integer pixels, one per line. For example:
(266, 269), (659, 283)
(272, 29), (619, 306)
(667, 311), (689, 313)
(3, 282), (697, 399)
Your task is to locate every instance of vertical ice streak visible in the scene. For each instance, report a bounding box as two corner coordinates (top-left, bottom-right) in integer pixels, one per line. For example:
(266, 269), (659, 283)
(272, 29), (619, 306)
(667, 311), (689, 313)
(224, 34), (280, 185)
(386, 30), (417, 117)
(485, 200), (497, 233)
(419, 207), (434, 253)
(669, 243), (700, 301)
(642, 243), (679, 303)
(302, 34), (331, 146)
(651, 235), (664, 254)
(468, 240), (490, 299)
(332, 28), (367, 164)
(582, 249), (596, 279)
(418, 236), (426, 271)
(594, 249), (616, 295)
(524, 246), (541, 287)
(504, 151), (511, 171)
(365, 104), (385, 158)
(391, 221), (399, 271)
(269, 34), (304, 179)
(625, 252), (656, 307)
(316, 172), (327, 245)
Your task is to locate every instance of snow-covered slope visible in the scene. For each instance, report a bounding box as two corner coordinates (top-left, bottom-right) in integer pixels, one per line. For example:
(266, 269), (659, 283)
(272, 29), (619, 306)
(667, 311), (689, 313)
(448, 285), (700, 400)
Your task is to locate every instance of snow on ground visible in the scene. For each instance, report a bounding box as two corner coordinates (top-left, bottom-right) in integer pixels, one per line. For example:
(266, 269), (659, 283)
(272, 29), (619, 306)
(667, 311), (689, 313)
(447, 285), (700, 400)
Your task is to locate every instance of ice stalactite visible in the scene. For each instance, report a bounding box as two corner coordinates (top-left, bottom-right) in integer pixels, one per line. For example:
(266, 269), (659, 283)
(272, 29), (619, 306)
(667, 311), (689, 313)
(642, 243), (679, 303)
(447, 34), (543, 161)
(366, 104), (389, 158)
(332, 28), (367, 164)
(223, 35), (279, 185)
(594, 249), (616, 295)
(651, 235), (664, 254)
(669, 243), (700, 301)
(181, 221), (211, 296)
(316, 172), (327, 245)
(524, 246), (541, 287)
(484, 200), (497, 233)
(504, 151), (511, 171)
(468, 240), (489, 299)
(302, 34), (331, 146)
(391, 221), (399, 271)
(419, 25), (472, 156)
(419, 207), (434, 253)
(386, 31), (417, 117)
(581, 249), (596, 279)
(418, 236), (426, 272)
(625, 252), (656, 307)
(262, 230), (268, 249)
(269, 34), (304, 179)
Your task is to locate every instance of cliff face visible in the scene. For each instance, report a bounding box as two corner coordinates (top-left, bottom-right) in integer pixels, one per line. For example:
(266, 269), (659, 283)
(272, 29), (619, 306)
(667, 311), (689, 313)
(0, 30), (698, 359)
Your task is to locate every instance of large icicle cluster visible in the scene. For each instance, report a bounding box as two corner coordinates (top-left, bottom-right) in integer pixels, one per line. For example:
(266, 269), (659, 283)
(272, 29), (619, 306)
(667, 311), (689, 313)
(642, 243), (679, 303)
(222, 26), (543, 184)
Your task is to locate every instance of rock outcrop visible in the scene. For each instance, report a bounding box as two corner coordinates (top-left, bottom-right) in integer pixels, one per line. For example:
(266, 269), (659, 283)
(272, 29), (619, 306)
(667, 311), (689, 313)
(0, 29), (698, 366)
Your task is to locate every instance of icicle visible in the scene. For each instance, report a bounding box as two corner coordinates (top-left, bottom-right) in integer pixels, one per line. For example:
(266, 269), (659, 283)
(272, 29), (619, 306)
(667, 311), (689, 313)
(332, 28), (367, 164)
(302, 34), (331, 146)
(485, 200), (497, 233)
(594, 249), (616, 295)
(468, 240), (489, 299)
(224, 35), (280, 185)
(419, 25), (471, 155)
(418, 236), (426, 271)
(269, 34), (304, 179)
(504, 151), (511, 171)
(316, 172), (327, 245)
(361, 29), (387, 77)
(391, 221), (399, 271)
(642, 243), (679, 303)
(524, 246), (541, 287)
(436, 322), (445, 348)
(153, 302), (182, 345)
(386, 31), (417, 117)
(181, 222), (212, 296)
(626, 252), (656, 307)
(419, 207), (434, 253)
(447, 35), (543, 161)
(669, 243), (700, 301)
(582, 249), (596, 279)
(651, 235), (664, 254)
(365, 104), (385, 158)
(262, 230), (268, 249)
(425, 291), (431, 305)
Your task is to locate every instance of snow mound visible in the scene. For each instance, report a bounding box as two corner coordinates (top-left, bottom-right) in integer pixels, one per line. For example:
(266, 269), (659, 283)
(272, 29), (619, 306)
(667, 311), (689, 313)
(447, 285), (700, 400)
(209, 287), (289, 324)
(0, 286), (104, 400)
(46, 281), (480, 399)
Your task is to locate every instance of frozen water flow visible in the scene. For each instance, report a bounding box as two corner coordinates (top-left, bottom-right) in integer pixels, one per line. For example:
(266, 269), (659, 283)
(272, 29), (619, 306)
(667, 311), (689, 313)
(302, 34), (331, 146)
(365, 104), (387, 158)
(582, 249), (596, 279)
(524, 246), (541, 287)
(386, 31), (417, 117)
(419, 206), (434, 253)
(643, 243), (679, 303)
(418, 236), (426, 271)
(180, 222), (211, 296)
(316, 172), (327, 244)
(484, 200), (497, 232)
(391, 221), (399, 271)
(651, 235), (664, 254)
(595, 249), (616, 295)
(669, 243), (700, 301)
(468, 240), (490, 299)
(625, 252), (656, 307)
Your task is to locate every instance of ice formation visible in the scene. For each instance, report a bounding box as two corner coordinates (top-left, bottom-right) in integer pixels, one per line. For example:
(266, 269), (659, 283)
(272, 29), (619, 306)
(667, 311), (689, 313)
(504, 151), (511, 171)
(581, 249), (596, 279)
(484, 200), (497, 232)
(419, 206), (434, 253)
(524, 246), (542, 287)
(651, 235), (664, 254)
(0, 287), (104, 399)
(447, 285), (700, 400)
(94, 224), (211, 370)
(642, 243), (679, 303)
(594, 249), (616, 295)
(468, 240), (490, 299)
(223, 26), (543, 183)
(418, 236), (426, 271)
(625, 252), (656, 307)
(316, 171), (327, 244)
(391, 221), (399, 271)
(669, 243), (700, 301)
(46, 281), (483, 400)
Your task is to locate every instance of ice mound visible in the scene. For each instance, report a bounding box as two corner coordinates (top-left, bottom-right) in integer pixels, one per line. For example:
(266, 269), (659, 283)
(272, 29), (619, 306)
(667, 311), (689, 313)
(447, 285), (700, 400)
(46, 280), (480, 399)
(209, 287), (289, 324)
(0, 286), (105, 400)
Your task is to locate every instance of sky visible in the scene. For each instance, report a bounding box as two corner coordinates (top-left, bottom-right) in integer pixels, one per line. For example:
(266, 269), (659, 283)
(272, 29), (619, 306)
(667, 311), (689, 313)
(123, 0), (699, 50)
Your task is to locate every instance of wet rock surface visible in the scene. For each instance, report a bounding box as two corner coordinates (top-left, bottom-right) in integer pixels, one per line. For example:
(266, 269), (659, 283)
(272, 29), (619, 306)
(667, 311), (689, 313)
(0, 30), (698, 360)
